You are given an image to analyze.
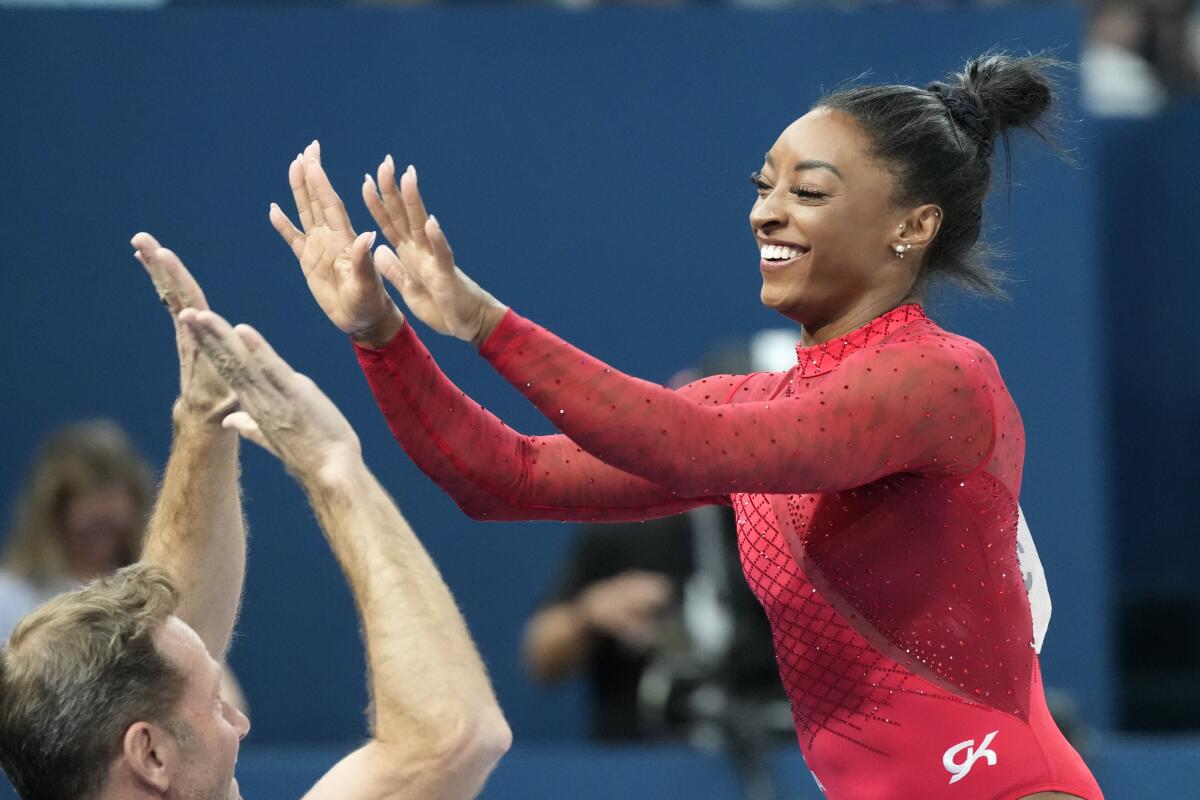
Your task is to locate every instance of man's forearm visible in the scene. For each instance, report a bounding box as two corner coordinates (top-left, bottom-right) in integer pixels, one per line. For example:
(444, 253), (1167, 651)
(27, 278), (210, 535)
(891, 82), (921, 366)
(300, 458), (508, 762)
(141, 407), (245, 659)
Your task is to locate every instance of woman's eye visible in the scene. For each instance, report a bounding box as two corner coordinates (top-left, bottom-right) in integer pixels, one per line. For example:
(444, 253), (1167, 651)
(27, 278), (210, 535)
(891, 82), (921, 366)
(790, 187), (826, 200)
(749, 172), (771, 193)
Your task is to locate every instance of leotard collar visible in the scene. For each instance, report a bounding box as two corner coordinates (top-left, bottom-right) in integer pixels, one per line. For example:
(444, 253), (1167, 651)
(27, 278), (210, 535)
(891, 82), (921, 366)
(794, 303), (927, 378)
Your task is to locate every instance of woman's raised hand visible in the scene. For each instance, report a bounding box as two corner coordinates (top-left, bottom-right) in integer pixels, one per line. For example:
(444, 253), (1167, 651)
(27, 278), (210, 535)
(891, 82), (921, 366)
(362, 156), (507, 347)
(270, 141), (404, 349)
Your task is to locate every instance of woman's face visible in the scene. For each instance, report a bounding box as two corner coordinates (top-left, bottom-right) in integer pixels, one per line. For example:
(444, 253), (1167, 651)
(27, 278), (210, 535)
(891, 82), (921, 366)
(61, 484), (139, 580)
(749, 107), (916, 335)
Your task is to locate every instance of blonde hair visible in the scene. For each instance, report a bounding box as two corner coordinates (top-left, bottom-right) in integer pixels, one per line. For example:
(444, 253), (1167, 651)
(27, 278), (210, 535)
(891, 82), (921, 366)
(3, 420), (154, 588)
(0, 564), (185, 800)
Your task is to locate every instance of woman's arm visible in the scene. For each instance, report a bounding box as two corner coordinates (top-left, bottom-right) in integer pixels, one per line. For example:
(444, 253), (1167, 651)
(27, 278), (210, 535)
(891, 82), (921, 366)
(355, 321), (728, 521)
(481, 310), (998, 496)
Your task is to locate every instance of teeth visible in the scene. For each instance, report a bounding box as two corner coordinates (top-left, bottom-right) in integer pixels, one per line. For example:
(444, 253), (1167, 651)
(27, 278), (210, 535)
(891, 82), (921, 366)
(761, 244), (805, 261)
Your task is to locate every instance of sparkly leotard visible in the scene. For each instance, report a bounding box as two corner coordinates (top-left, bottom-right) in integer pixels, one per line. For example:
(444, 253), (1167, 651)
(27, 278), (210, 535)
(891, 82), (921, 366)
(355, 304), (1103, 799)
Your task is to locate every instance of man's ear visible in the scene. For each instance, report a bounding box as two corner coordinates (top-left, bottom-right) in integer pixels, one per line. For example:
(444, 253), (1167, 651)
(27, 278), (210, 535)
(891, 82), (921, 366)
(122, 721), (177, 794)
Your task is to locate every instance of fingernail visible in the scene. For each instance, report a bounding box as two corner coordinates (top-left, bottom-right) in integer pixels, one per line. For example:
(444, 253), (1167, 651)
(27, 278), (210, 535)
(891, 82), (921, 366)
(428, 214), (438, 228)
(366, 231), (377, 247)
(408, 164), (416, 179)
(364, 173), (374, 186)
(385, 154), (394, 168)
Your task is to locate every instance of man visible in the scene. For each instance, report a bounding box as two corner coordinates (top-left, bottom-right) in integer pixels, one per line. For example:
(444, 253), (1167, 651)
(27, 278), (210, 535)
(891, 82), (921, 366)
(0, 235), (510, 799)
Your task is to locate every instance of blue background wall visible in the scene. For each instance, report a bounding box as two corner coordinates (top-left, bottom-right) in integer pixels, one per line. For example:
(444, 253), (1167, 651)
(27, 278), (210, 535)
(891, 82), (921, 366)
(0, 0), (1116, 776)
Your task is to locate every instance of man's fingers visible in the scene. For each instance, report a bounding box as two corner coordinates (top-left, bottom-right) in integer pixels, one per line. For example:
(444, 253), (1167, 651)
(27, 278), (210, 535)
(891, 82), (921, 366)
(288, 154), (317, 232)
(221, 411), (278, 457)
(130, 233), (208, 314)
(180, 309), (261, 393)
(377, 155), (412, 244)
(269, 203), (305, 259)
(233, 322), (296, 394)
(151, 246), (210, 312)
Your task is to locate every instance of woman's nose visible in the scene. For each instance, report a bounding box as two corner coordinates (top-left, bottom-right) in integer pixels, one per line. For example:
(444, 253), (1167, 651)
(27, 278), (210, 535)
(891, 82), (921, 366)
(749, 194), (784, 231)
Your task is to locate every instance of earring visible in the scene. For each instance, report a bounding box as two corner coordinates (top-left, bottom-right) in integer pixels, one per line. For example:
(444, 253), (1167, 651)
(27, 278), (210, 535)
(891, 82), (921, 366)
(893, 244), (905, 258)
(898, 223), (905, 231)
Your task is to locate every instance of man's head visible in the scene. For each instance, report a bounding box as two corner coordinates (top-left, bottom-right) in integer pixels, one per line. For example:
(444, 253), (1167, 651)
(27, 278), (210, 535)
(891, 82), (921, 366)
(0, 565), (248, 799)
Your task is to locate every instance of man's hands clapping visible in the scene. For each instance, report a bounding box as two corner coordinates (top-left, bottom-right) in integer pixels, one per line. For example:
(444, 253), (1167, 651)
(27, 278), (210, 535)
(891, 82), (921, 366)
(180, 309), (363, 485)
(131, 232), (237, 426)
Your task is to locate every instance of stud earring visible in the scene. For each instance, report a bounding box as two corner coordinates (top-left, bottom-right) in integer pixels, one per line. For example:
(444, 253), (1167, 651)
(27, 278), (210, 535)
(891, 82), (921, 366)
(893, 244), (905, 258)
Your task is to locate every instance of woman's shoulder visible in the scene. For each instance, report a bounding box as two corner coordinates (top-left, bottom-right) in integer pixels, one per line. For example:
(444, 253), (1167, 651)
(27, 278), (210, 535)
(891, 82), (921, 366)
(875, 317), (1000, 373)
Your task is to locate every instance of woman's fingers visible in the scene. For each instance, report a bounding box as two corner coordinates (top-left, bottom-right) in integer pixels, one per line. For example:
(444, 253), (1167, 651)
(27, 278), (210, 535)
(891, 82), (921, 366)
(377, 155), (412, 245)
(346, 230), (379, 286)
(269, 203), (305, 259)
(302, 147), (354, 234)
(288, 154), (317, 232)
(425, 215), (456, 275)
(399, 165), (431, 247)
(362, 173), (400, 245)
(373, 243), (415, 290)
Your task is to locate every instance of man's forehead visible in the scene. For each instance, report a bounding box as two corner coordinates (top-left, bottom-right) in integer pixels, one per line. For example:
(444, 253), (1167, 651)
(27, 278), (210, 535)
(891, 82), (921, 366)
(155, 615), (211, 670)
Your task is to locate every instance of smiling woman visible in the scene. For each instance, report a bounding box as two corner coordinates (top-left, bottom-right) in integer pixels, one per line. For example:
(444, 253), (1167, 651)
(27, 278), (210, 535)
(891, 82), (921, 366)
(274, 50), (1102, 800)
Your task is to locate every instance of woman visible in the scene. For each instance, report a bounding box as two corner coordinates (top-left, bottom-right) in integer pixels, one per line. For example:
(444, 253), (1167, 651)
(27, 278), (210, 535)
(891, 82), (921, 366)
(272, 52), (1102, 800)
(0, 420), (152, 640)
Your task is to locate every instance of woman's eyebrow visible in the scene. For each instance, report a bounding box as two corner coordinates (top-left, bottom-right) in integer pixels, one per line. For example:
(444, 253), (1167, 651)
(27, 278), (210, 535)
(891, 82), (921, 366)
(763, 153), (843, 181)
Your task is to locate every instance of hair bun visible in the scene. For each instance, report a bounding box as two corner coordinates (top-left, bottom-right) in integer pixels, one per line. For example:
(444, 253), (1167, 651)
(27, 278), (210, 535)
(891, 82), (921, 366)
(953, 51), (1060, 144)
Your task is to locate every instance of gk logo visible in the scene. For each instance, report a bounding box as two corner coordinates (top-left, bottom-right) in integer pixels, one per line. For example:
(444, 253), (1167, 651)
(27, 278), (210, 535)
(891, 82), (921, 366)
(943, 730), (999, 785)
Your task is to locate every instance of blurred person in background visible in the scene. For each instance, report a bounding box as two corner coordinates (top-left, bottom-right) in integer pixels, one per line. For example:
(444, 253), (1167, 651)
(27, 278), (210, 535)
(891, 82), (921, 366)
(1082, 0), (1200, 116)
(0, 420), (152, 640)
(522, 333), (797, 745)
(0, 234), (510, 800)
(0, 420), (248, 711)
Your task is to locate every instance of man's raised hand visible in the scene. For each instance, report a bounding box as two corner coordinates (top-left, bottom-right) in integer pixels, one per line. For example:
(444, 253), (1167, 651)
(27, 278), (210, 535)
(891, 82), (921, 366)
(180, 308), (362, 482)
(363, 156), (507, 347)
(269, 140), (404, 349)
(131, 232), (237, 423)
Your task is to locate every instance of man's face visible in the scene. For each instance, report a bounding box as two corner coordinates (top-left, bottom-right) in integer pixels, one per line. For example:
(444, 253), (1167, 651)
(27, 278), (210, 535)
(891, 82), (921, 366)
(156, 617), (250, 800)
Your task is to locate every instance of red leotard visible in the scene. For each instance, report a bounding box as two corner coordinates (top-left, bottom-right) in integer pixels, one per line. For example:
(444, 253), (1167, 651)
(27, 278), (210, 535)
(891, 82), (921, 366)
(355, 304), (1103, 799)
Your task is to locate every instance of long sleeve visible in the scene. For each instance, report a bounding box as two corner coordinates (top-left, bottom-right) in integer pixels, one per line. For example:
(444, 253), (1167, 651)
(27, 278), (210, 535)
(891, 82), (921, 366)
(354, 321), (728, 522)
(480, 310), (998, 496)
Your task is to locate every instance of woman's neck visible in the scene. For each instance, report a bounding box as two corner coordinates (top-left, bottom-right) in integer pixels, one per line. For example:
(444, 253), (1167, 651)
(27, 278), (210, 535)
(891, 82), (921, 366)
(797, 288), (922, 346)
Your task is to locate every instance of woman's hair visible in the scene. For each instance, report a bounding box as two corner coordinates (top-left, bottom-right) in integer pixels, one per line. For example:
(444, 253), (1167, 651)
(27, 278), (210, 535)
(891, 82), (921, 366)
(3, 420), (154, 588)
(817, 50), (1070, 297)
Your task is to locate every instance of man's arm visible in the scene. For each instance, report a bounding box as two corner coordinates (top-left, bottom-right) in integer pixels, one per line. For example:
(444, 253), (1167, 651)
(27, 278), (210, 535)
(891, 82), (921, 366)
(183, 306), (509, 800)
(130, 234), (245, 660)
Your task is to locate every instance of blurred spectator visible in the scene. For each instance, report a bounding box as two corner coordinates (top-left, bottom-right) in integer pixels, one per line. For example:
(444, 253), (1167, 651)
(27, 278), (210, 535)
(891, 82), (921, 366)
(1083, 0), (1200, 116)
(0, 419), (247, 709)
(0, 420), (152, 638)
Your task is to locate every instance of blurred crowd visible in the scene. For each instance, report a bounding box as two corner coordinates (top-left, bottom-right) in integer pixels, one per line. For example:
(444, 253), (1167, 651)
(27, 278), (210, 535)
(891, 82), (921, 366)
(3, 0), (1199, 116)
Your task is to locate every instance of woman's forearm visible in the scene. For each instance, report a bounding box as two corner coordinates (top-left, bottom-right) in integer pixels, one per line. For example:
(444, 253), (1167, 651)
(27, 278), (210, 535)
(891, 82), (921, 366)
(354, 321), (717, 522)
